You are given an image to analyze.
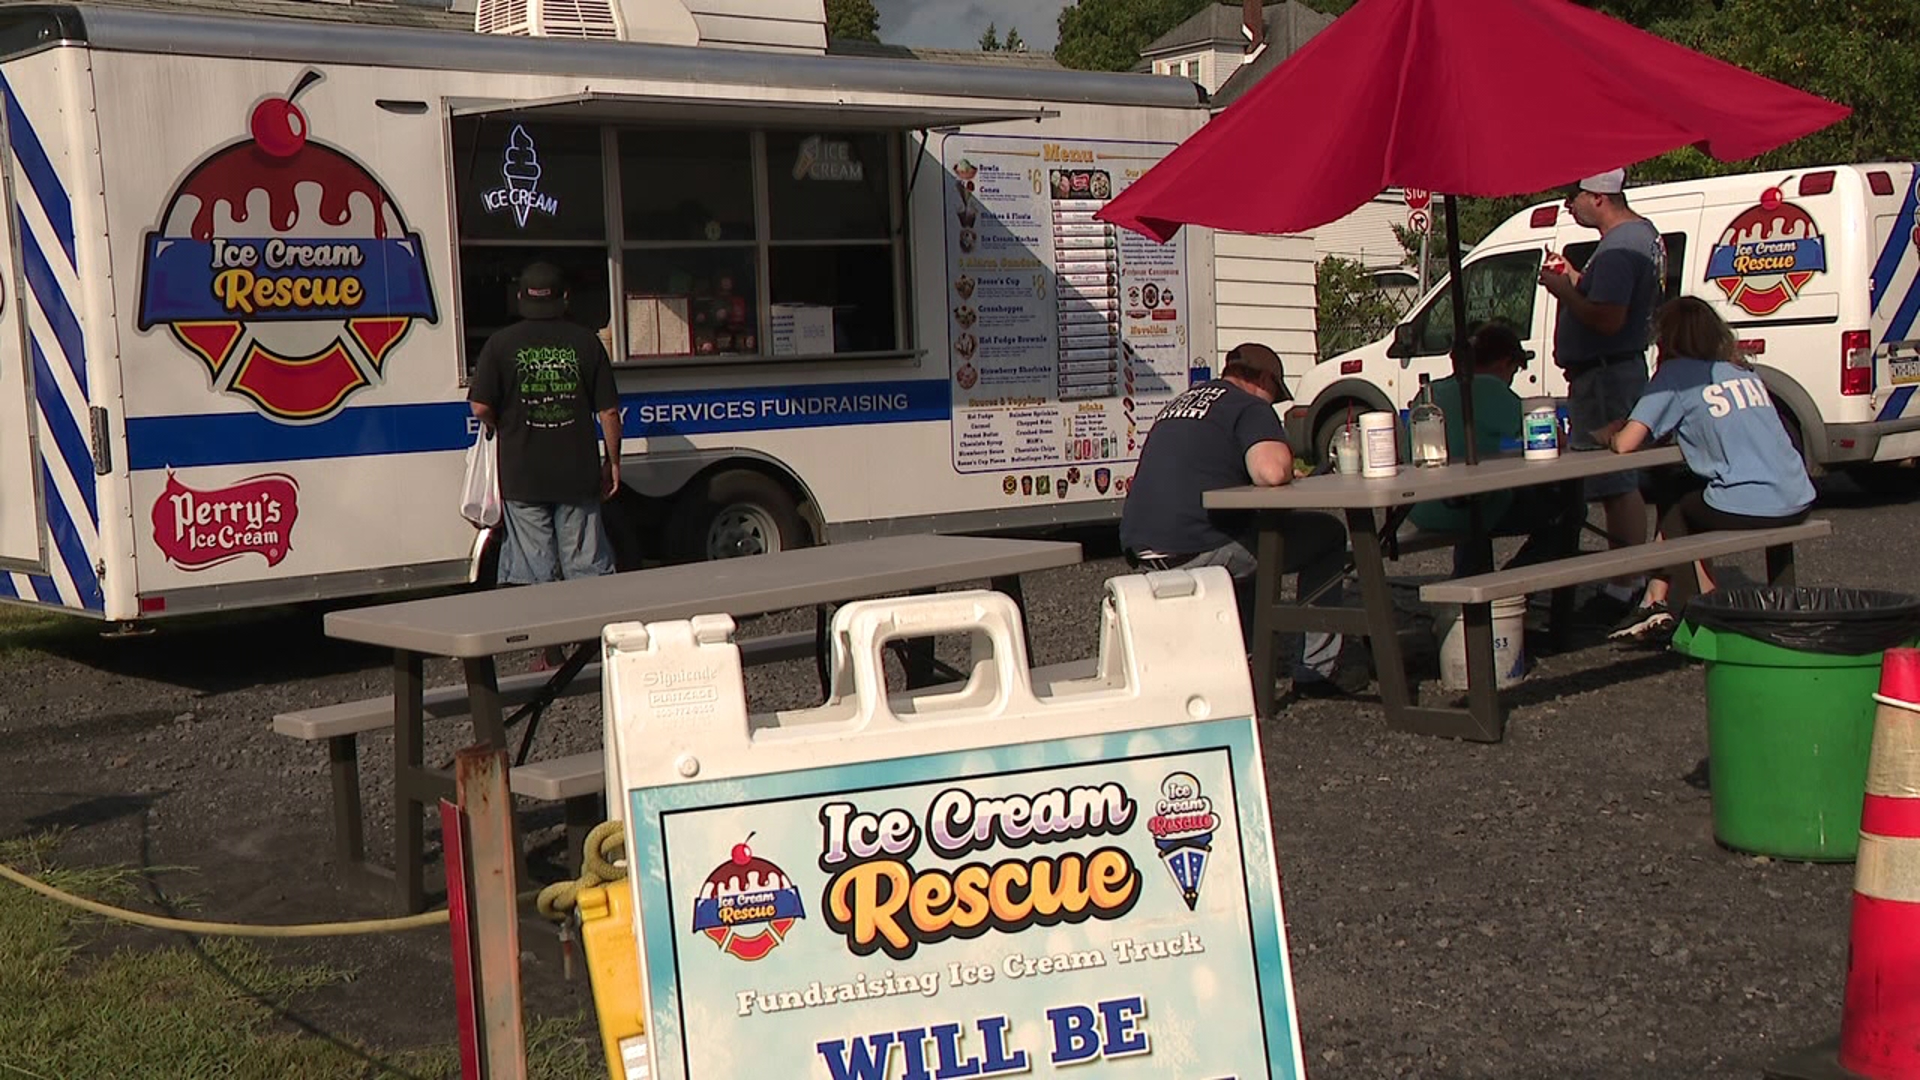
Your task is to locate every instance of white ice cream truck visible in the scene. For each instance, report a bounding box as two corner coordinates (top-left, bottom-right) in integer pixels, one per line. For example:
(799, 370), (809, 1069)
(1285, 164), (1920, 492)
(0, 1), (1217, 624)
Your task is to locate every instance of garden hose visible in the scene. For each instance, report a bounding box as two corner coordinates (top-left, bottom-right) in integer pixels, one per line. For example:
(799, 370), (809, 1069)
(535, 821), (627, 922)
(0, 860), (545, 938)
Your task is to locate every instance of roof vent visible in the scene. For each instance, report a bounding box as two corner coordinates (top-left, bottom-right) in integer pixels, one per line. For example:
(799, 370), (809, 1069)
(476, 0), (701, 44)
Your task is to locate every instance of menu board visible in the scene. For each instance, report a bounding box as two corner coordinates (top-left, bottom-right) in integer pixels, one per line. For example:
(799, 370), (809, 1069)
(942, 134), (1190, 477)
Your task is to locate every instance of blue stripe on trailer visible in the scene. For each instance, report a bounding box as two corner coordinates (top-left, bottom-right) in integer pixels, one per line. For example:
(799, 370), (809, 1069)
(31, 336), (96, 523)
(30, 573), (60, 605)
(41, 458), (100, 609)
(0, 573), (15, 599)
(1878, 386), (1916, 422)
(1872, 170), (1919, 313)
(1, 77), (76, 268)
(126, 379), (954, 470)
(18, 216), (85, 395)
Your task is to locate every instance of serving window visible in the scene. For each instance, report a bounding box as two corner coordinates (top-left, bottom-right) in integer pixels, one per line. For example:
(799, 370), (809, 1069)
(451, 113), (908, 371)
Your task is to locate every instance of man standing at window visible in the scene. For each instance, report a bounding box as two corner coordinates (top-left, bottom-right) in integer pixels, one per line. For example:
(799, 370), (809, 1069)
(469, 261), (623, 600)
(1540, 168), (1665, 627)
(1120, 343), (1367, 698)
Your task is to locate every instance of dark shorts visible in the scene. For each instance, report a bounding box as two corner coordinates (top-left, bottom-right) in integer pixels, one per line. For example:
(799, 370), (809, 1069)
(1566, 357), (1650, 499)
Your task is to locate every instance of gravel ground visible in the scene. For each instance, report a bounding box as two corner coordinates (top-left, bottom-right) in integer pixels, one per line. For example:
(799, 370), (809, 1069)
(3, 478), (1914, 1078)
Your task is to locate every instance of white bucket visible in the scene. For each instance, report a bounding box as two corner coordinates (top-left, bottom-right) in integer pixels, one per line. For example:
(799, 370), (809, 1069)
(1435, 596), (1528, 691)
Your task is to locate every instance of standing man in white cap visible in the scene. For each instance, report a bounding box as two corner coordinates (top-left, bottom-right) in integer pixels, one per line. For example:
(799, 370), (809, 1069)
(1540, 168), (1666, 632)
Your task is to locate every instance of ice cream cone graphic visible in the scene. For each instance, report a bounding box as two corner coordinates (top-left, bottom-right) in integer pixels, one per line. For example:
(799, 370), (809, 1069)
(502, 125), (543, 229)
(1149, 773), (1220, 911)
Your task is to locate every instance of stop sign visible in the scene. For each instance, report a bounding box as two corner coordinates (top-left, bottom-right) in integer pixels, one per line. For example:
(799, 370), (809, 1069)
(1403, 187), (1432, 211)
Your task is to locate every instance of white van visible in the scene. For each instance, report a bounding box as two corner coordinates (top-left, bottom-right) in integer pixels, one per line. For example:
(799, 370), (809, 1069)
(1286, 164), (1920, 492)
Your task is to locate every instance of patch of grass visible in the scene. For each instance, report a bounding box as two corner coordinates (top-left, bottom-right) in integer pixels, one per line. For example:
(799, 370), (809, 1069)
(0, 605), (91, 658)
(0, 836), (602, 1079)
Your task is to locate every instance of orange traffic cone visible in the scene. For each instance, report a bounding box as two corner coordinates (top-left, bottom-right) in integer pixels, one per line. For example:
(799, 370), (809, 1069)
(1769, 646), (1920, 1080)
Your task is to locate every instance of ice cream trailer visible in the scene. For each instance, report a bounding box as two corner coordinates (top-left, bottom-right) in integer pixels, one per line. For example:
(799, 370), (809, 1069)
(0, 2), (1215, 624)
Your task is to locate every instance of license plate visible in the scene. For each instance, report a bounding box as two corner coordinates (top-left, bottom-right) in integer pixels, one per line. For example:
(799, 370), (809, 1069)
(1892, 358), (1920, 386)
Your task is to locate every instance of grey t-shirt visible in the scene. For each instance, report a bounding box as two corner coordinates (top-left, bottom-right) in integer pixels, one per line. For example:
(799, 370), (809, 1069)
(1554, 217), (1664, 368)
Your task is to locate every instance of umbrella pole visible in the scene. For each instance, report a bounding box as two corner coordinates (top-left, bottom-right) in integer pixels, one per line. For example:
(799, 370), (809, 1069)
(1443, 194), (1478, 467)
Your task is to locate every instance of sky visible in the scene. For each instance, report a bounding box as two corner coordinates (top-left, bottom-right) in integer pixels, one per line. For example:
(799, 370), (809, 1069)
(873, 0), (1076, 52)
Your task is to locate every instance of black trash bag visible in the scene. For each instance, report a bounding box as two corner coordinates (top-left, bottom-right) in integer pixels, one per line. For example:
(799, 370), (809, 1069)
(1683, 586), (1920, 655)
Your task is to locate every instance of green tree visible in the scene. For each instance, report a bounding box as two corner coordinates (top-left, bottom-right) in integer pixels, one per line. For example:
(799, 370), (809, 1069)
(825, 0), (880, 42)
(1055, 0), (1211, 72)
(979, 22), (1001, 50)
(1316, 255), (1404, 359)
(1004, 26), (1026, 51)
(1638, 0), (1920, 178)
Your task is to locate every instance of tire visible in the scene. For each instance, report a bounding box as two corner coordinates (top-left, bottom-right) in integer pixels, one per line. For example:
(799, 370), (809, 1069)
(1847, 461), (1920, 498)
(666, 469), (810, 562)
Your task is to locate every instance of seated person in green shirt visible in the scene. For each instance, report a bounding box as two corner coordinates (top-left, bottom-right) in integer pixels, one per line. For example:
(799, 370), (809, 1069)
(1408, 323), (1584, 576)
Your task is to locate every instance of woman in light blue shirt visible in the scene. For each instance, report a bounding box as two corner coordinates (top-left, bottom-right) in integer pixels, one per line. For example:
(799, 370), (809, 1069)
(1603, 297), (1815, 640)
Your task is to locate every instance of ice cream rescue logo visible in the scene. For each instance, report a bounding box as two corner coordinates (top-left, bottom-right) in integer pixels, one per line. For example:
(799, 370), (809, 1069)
(136, 71), (438, 424)
(1706, 182), (1829, 318)
(691, 835), (807, 962)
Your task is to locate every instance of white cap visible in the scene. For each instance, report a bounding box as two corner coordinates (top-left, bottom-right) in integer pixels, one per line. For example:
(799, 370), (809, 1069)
(1579, 168), (1627, 195)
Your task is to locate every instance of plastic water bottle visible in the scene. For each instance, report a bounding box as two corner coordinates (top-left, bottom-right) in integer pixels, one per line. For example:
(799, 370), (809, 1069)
(1332, 424), (1361, 474)
(1409, 374), (1449, 468)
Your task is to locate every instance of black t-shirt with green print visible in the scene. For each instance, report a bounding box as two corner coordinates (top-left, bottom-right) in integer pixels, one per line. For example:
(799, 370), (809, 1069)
(468, 318), (618, 505)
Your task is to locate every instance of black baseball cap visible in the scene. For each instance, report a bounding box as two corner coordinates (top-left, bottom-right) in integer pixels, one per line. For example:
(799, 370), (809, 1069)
(516, 261), (567, 319)
(1224, 342), (1293, 402)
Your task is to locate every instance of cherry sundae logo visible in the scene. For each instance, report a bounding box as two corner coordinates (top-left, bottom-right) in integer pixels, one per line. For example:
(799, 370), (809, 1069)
(1707, 181), (1828, 317)
(690, 835), (805, 962)
(152, 473), (300, 571)
(136, 70), (438, 424)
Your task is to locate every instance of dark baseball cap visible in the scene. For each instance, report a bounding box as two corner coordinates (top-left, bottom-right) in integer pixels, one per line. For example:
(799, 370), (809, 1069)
(516, 261), (567, 319)
(1224, 342), (1293, 402)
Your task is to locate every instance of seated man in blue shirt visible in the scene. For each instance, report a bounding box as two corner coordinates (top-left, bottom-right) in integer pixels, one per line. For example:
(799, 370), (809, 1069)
(1408, 323), (1583, 577)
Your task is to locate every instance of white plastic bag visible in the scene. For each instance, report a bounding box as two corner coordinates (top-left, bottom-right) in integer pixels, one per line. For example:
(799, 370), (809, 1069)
(460, 427), (502, 528)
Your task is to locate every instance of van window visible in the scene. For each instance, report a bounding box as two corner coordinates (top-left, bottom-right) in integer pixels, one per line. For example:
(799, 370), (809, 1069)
(1411, 250), (1543, 354)
(1564, 232), (1689, 304)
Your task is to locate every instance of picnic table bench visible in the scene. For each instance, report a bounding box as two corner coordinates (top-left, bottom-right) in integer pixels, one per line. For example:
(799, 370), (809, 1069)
(306, 534), (1083, 912)
(1206, 446), (1837, 741)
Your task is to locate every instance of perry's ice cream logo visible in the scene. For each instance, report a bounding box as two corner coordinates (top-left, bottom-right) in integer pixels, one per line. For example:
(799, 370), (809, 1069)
(483, 125), (557, 229)
(1707, 182), (1828, 317)
(1148, 772), (1219, 911)
(151, 473), (299, 571)
(136, 71), (438, 424)
(691, 835), (806, 962)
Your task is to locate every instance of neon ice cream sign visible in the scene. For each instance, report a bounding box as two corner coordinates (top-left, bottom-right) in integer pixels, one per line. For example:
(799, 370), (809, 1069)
(483, 125), (558, 229)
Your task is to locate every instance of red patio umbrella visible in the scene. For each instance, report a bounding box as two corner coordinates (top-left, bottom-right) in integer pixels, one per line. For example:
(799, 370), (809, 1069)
(1099, 0), (1849, 463)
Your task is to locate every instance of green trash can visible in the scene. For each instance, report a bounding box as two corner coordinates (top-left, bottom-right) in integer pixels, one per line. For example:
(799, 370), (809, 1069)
(1672, 586), (1920, 862)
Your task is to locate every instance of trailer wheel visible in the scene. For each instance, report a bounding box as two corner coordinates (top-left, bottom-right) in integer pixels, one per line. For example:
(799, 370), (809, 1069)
(667, 469), (811, 562)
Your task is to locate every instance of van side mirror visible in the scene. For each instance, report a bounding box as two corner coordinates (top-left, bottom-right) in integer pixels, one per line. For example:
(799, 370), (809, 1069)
(1386, 323), (1417, 360)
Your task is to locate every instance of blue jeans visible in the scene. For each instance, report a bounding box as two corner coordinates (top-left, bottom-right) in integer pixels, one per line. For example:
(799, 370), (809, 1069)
(1185, 513), (1346, 682)
(497, 500), (615, 585)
